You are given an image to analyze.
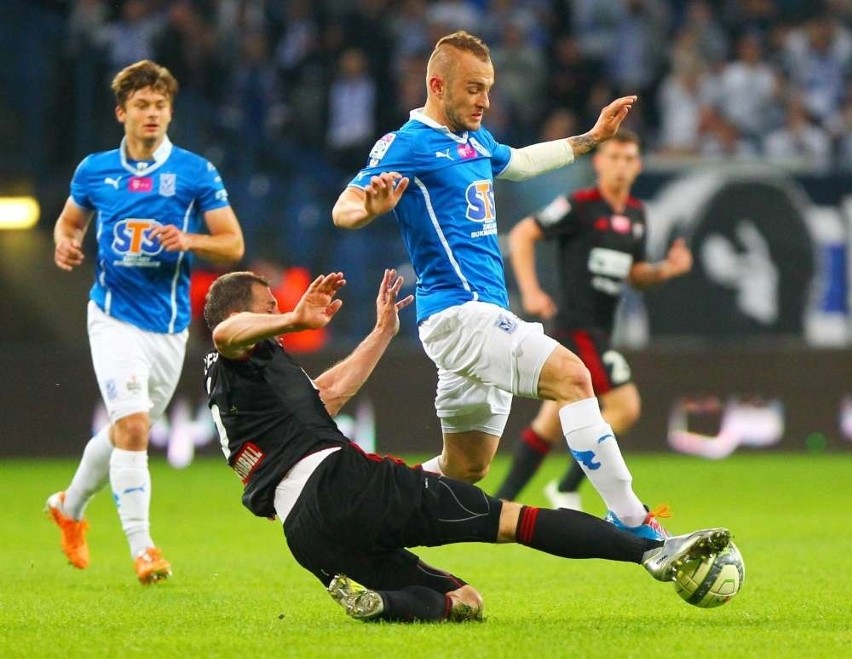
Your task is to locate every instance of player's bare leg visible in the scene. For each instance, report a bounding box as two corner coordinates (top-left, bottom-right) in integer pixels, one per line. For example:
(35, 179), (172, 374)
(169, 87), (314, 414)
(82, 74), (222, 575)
(420, 430), (500, 483)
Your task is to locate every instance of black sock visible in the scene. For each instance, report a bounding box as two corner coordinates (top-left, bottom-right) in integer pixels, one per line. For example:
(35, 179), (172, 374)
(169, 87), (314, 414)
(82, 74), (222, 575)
(557, 458), (586, 493)
(494, 427), (552, 500)
(514, 505), (660, 562)
(377, 586), (450, 622)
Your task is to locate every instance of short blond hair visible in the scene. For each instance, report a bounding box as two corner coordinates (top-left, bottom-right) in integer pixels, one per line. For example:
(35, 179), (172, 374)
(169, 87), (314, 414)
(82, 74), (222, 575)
(427, 30), (491, 77)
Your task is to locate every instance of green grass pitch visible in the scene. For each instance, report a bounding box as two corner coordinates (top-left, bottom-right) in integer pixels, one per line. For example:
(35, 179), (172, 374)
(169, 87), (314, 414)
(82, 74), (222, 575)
(2, 452), (851, 658)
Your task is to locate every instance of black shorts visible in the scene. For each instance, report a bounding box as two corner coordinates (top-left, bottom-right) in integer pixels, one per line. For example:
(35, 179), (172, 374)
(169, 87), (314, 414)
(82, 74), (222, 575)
(552, 328), (632, 395)
(283, 443), (503, 593)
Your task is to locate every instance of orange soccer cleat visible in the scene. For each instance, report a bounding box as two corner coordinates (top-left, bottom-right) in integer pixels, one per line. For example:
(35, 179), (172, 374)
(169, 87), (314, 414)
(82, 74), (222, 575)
(134, 547), (172, 585)
(45, 491), (90, 569)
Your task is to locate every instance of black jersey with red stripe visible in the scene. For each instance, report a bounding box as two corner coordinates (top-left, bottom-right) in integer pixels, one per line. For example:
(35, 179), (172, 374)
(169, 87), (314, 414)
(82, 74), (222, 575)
(532, 186), (647, 333)
(204, 338), (349, 518)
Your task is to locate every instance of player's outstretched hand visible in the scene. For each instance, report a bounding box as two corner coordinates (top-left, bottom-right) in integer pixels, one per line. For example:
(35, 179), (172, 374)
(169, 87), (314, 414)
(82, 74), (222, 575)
(54, 238), (85, 271)
(292, 272), (347, 330)
(364, 172), (409, 218)
(375, 268), (414, 336)
(590, 95), (638, 143)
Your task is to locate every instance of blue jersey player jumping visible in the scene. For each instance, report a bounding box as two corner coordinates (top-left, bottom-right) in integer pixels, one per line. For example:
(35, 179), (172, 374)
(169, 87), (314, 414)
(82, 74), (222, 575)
(47, 60), (244, 583)
(333, 31), (668, 540)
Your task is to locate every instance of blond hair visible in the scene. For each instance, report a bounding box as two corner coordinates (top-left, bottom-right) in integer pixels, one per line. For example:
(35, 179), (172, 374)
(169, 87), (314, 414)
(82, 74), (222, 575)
(427, 30), (491, 78)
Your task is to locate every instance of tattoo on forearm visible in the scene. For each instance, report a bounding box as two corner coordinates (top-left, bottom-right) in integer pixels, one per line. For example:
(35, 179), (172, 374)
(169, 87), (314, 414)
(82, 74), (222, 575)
(567, 132), (599, 156)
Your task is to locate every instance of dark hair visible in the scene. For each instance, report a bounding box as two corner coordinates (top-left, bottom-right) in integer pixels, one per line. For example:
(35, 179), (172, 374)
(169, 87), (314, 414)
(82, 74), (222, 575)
(606, 128), (642, 151)
(111, 60), (179, 108)
(203, 271), (270, 330)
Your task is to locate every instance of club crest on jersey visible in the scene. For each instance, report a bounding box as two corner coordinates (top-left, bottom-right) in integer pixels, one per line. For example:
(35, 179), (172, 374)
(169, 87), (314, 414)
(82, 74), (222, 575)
(128, 177), (153, 193)
(368, 133), (396, 162)
(465, 180), (496, 223)
(611, 215), (631, 234)
(113, 218), (164, 260)
(159, 173), (176, 197)
(457, 143), (477, 160)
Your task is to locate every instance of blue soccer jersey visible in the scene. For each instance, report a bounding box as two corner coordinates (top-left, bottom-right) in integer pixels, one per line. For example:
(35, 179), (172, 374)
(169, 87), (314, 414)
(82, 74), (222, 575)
(70, 137), (230, 333)
(348, 111), (512, 323)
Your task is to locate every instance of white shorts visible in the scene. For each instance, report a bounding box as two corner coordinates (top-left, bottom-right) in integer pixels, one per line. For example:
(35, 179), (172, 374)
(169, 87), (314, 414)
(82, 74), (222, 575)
(87, 301), (188, 424)
(418, 301), (559, 434)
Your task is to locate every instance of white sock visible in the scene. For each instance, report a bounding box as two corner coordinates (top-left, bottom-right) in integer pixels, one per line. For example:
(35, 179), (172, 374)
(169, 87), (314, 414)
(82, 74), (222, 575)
(420, 455), (444, 475)
(64, 426), (113, 519)
(110, 448), (154, 557)
(559, 398), (646, 526)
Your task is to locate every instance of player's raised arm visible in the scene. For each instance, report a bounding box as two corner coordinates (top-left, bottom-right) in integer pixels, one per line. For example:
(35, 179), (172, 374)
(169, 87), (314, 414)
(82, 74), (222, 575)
(568, 96), (638, 157)
(314, 268), (413, 416)
(332, 173), (409, 229)
(213, 273), (346, 359)
(53, 197), (93, 271)
(499, 96), (638, 182)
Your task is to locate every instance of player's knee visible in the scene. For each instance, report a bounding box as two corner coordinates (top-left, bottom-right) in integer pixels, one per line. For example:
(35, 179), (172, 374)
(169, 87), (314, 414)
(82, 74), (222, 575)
(548, 350), (593, 402)
(445, 459), (490, 483)
(112, 415), (150, 450)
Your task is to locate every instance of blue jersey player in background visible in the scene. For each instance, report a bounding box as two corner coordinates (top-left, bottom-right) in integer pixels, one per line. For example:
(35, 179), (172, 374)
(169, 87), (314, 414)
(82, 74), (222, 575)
(48, 60), (244, 584)
(333, 31), (668, 540)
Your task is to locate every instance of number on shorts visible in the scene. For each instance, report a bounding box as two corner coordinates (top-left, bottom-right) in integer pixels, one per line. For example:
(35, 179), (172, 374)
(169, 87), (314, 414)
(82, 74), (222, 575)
(602, 350), (631, 386)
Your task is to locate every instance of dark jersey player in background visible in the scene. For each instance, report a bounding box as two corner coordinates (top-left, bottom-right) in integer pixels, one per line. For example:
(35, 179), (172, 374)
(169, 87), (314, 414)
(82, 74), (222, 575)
(202, 267), (730, 623)
(494, 130), (693, 512)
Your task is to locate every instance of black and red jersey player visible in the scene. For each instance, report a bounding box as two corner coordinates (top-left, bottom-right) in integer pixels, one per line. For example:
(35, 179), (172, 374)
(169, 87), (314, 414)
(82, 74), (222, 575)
(494, 130), (693, 511)
(201, 266), (728, 623)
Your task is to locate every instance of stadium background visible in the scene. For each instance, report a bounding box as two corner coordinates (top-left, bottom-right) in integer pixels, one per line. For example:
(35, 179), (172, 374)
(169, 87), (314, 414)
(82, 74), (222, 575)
(2, 0), (851, 459)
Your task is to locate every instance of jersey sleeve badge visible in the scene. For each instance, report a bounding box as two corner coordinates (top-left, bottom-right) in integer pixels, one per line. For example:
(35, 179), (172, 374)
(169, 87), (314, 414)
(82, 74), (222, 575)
(368, 133), (396, 162)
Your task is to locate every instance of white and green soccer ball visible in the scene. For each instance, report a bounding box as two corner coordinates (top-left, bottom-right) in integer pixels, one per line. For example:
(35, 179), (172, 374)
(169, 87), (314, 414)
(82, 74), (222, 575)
(674, 541), (745, 608)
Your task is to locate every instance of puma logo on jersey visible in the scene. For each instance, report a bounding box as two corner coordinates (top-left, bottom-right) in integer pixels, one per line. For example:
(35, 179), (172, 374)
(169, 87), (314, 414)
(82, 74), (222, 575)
(104, 176), (122, 189)
(435, 149), (454, 160)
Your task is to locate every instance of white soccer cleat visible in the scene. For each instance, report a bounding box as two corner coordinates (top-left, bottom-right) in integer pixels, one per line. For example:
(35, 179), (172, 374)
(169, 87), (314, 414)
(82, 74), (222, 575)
(642, 528), (731, 582)
(327, 575), (384, 620)
(543, 480), (582, 511)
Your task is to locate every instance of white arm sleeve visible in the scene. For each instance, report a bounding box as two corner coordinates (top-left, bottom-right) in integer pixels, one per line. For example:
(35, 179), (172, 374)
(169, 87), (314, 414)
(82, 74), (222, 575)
(498, 140), (575, 181)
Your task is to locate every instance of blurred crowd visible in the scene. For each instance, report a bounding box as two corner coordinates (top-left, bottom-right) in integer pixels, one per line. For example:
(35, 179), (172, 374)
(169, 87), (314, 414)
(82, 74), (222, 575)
(45, 0), (852, 171)
(3, 0), (852, 340)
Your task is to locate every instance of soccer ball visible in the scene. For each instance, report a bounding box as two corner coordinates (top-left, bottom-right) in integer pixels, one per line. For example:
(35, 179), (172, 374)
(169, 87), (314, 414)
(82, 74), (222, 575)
(673, 541), (745, 608)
